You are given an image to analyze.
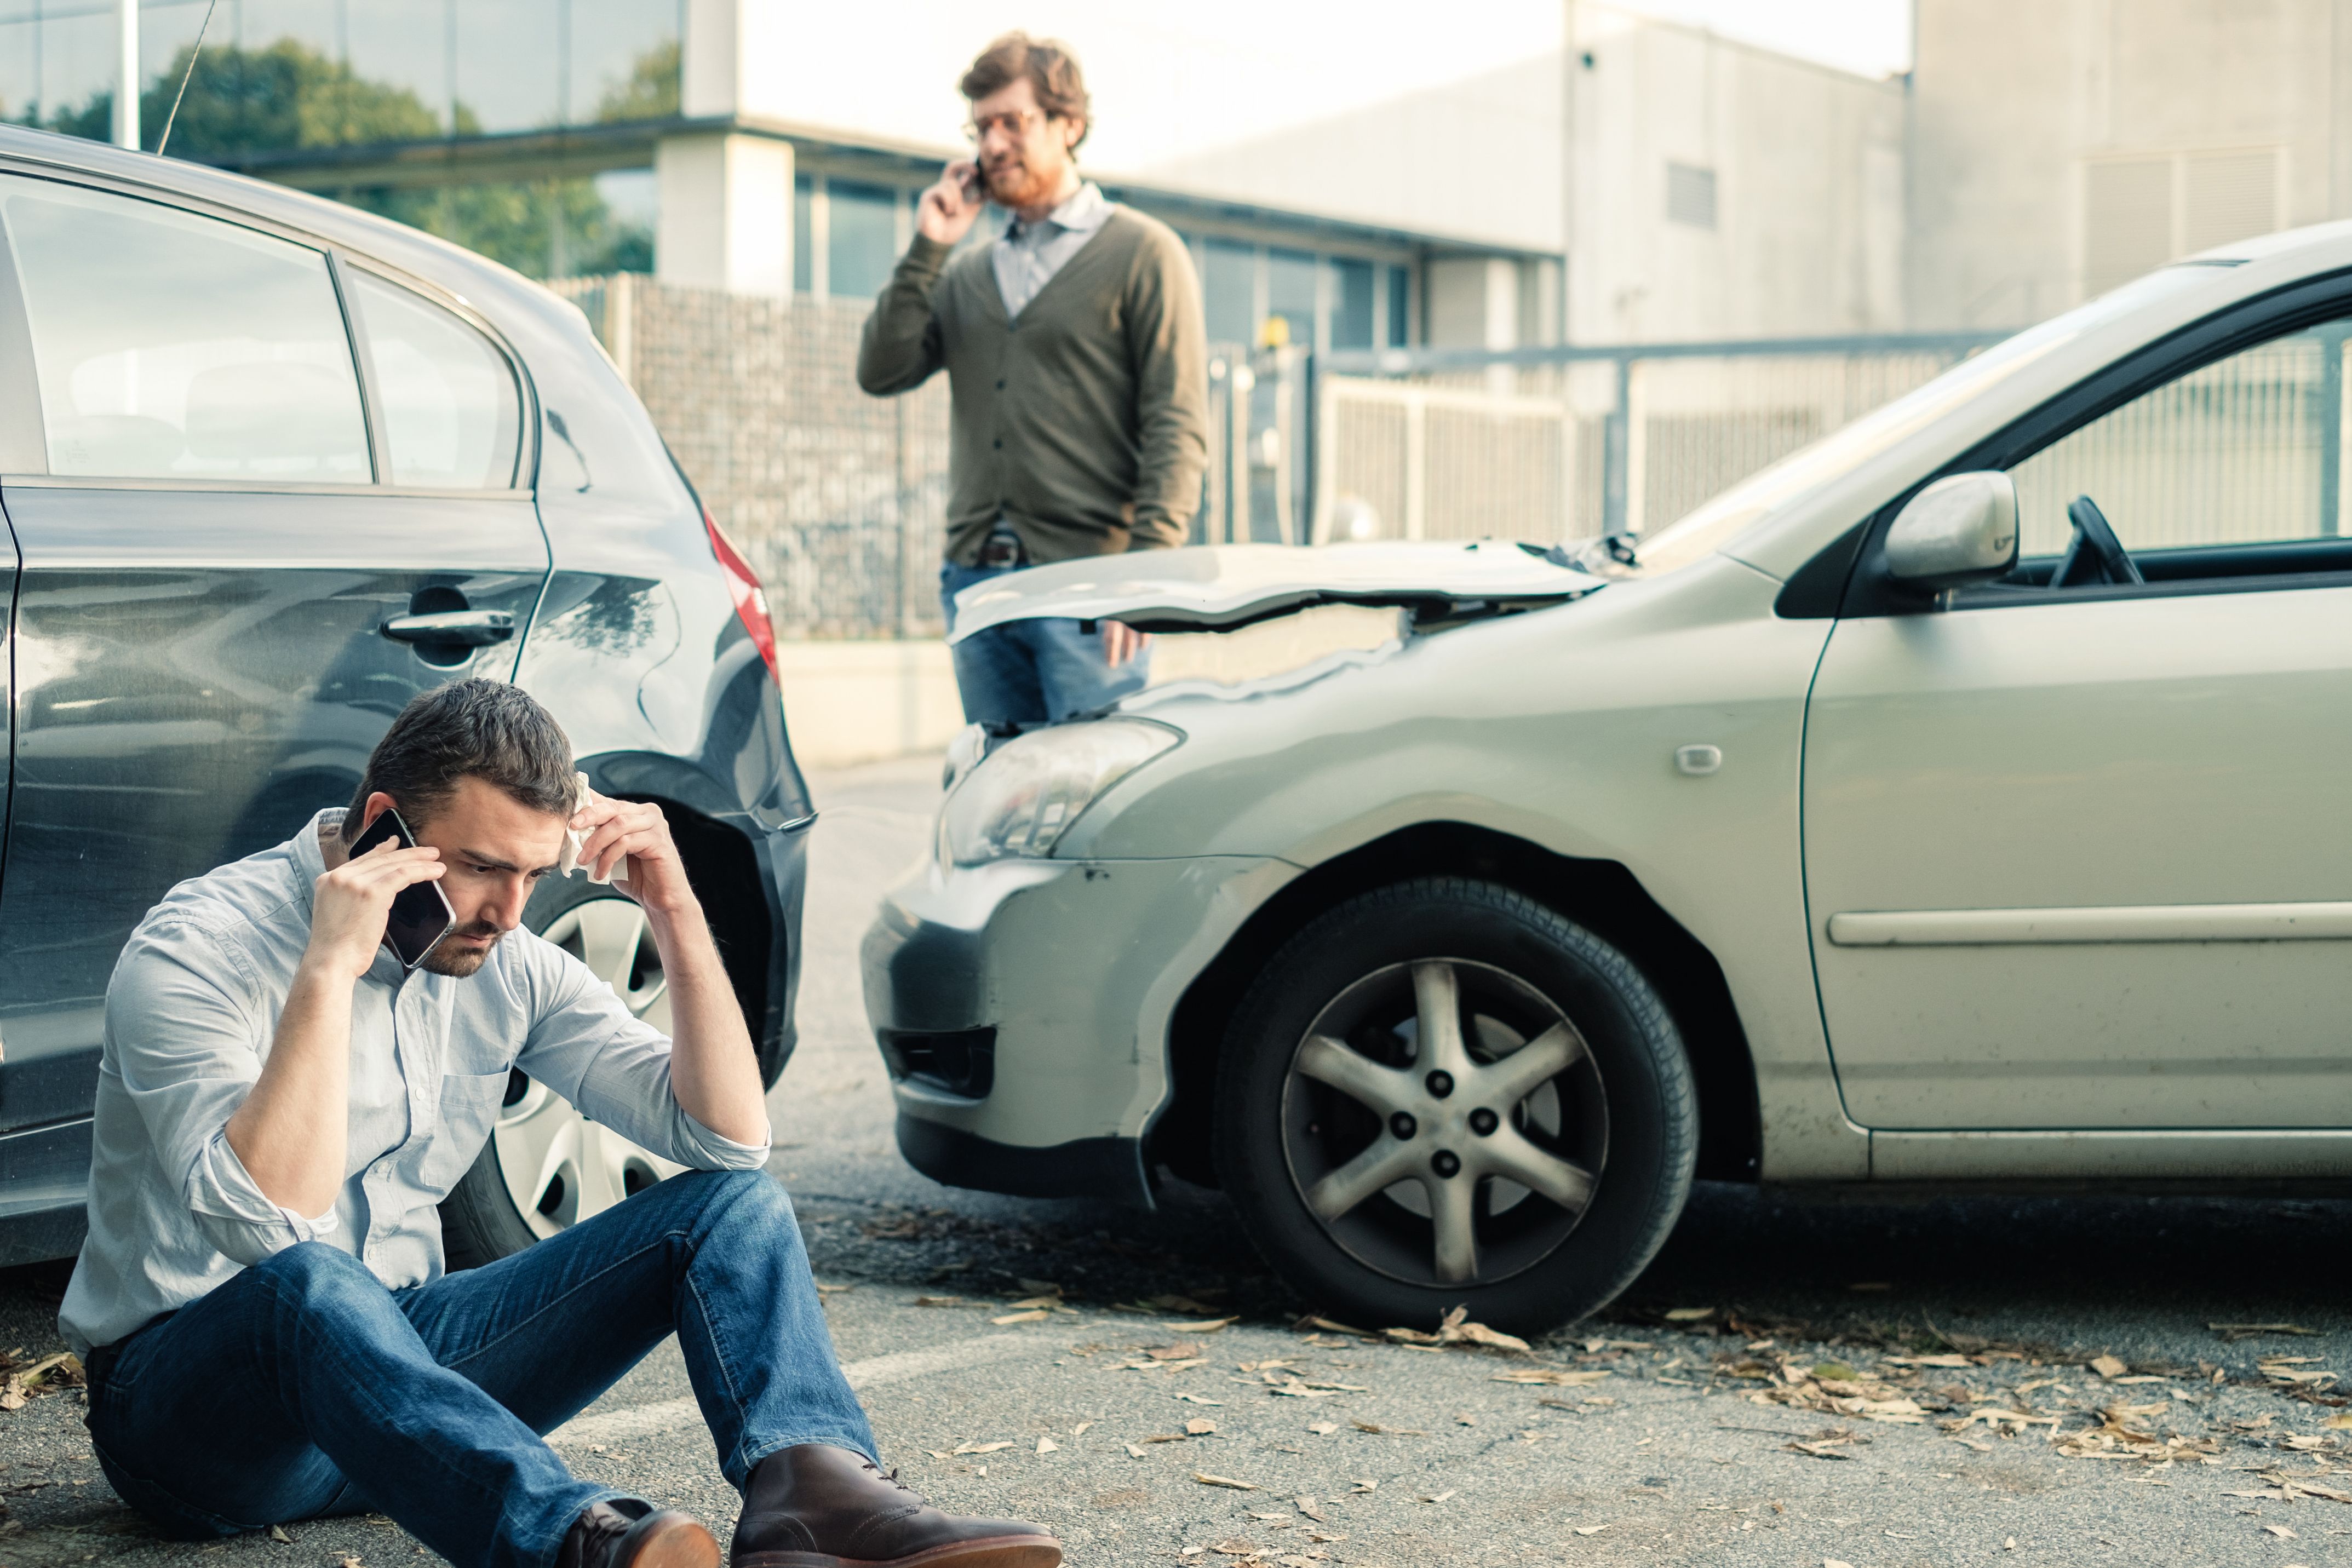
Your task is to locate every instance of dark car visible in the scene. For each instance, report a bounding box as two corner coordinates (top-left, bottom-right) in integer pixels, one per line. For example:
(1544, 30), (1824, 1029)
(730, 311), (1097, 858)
(0, 126), (812, 1268)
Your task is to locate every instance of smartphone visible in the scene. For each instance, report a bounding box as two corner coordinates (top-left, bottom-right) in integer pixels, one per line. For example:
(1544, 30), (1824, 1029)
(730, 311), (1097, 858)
(345, 807), (457, 970)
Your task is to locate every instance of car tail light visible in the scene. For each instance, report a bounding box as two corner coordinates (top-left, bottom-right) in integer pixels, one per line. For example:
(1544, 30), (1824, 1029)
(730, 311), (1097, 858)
(703, 504), (781, 688)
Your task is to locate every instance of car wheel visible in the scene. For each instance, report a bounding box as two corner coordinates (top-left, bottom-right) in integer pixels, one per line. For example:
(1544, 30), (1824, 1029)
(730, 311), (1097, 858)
(439, 887), (686, 1269)
(1213, 877), (1697, 1335)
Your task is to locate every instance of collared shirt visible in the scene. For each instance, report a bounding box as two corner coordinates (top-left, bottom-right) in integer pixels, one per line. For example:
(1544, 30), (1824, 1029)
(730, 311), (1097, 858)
(990, 180), (1111, 320)
(58, 809), (771, 1356)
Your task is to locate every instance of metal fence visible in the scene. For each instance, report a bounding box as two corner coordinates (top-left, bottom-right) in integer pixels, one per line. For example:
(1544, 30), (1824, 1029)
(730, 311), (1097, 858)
(1310, 333), (2011, 547)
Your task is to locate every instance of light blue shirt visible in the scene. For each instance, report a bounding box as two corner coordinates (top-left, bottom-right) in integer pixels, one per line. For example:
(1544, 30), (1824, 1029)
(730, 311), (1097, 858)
(58, 809), (771, 1356)
(990, 180), (1112, 320)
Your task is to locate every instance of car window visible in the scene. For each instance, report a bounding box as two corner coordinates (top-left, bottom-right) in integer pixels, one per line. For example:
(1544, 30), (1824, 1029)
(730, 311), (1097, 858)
(0, 176), (369, 483)
(2009, 318), (2351, 556)
(346, 271), (521, 489)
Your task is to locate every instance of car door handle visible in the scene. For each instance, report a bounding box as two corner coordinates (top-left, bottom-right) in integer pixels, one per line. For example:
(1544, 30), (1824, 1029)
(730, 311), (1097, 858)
(381, 610), (515, 646)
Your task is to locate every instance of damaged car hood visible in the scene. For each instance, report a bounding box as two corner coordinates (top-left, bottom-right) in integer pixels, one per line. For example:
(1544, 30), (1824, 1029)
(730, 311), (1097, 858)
(944, 540), (1601, 641)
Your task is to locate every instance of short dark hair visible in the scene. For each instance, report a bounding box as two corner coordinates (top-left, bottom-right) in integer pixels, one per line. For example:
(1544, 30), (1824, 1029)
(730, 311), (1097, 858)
(342, 679), (574, 842)
(960, 31), (1090, 150)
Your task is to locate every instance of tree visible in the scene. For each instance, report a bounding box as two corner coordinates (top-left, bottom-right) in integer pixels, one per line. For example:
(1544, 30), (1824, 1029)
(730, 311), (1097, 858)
(41, 37), (661, 279)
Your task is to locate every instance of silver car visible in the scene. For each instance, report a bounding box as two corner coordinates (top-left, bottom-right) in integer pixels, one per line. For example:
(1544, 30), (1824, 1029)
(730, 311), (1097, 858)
(864, 221), (2352, 1331)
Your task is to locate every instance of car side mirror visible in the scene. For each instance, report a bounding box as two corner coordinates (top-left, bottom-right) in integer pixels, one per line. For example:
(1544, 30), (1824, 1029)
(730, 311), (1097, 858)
(1884, 471), (2020, 594)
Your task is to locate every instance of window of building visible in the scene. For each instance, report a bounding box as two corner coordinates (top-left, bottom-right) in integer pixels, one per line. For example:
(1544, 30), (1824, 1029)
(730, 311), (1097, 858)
(1266, 248), (1318, 351)
(827, 181), (902, 301)
(1387, 264), (1412, 347)
(1203, 239), (1257, 349)
(1, 176), (370, 482)
(2083, 148), (2282, 297)
(1330, 258), (1375, 351)
(346, 271), (521, 489)
(1666, 162), (1717, 230)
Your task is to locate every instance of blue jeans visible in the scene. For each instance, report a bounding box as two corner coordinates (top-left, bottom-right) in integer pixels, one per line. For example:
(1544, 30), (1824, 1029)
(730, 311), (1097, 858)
(84, 1170), (874, 1568)
(941, 562), (1150, 726)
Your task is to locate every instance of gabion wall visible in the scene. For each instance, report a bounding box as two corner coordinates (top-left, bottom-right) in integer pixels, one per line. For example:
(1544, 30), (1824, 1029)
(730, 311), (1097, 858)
(555, 275), (952, 641)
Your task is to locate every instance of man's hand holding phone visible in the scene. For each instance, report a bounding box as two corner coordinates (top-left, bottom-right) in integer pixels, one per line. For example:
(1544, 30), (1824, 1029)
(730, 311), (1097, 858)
(917, 158), (986, 246)
(306, 837), (445, 983)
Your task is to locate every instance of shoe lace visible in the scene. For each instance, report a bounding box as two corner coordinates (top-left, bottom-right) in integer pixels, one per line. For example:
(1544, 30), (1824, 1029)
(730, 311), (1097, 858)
(861, 1462), (919, 1497)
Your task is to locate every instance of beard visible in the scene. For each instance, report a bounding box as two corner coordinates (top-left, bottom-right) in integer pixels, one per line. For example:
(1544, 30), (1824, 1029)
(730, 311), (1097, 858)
(983, 154), (1062, 211)
(421, 921), (504, 978)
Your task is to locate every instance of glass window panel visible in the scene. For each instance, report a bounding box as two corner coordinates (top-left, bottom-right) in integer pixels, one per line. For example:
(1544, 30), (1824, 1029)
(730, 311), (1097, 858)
(346, 0), (456, 137)
(1203, 239), (1255, 348)
(794, 174), (813, 294)
(571, 0), (678, 123)
(348, 272), (520, 488)
(827, 180), (900, 300)
(455, 0), (559, 133)
(1, 177), (369, 481)
(1330, 258), (1375, 351)
(1267, 247), (1317, 351)
(1, 20), (38, 127)
(31, 11), (114, 133)
(1387, 265), (1411, 347)
(230, 1), (338, 59)
(2009, 324), (2350, 554)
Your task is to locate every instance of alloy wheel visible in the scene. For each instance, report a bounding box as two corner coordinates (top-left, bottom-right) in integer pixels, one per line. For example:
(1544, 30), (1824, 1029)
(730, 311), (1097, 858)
(495, 897), (684, 1238)
(1279, 958), (1608, 1287)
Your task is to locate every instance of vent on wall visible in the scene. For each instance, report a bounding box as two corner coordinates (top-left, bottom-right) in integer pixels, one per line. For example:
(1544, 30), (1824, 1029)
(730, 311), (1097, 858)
(2082, 147), (2282, 297)
(1666, 162), (1718, 230)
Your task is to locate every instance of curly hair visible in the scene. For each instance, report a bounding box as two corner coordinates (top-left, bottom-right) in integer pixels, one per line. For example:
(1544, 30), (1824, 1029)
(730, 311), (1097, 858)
(959, 31), (1091, 151)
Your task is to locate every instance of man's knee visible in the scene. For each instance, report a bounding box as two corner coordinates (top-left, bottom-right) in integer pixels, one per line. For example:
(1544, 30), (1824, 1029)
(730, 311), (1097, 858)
(250, 1242), (390, 1315)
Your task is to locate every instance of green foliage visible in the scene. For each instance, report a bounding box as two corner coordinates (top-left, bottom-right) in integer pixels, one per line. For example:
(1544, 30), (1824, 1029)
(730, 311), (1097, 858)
(596, 38), (681, 122)
(36, 36), (664, 280)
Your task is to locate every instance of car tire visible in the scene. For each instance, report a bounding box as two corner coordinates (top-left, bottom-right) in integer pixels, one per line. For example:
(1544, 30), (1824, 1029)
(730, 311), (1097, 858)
(1212, 877), (1697, 1335)
(439, 879), (687, 1270)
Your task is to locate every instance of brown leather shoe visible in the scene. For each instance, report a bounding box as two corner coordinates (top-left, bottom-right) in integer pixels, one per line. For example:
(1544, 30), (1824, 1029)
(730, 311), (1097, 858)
(558, 1502), (722, 1568)
(730, 1444), (1061, 1568)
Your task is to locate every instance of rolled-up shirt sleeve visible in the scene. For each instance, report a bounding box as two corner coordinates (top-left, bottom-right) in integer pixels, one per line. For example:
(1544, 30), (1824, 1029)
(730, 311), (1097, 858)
(513, 937), (773, 1170)
(109, 921), (337, 1265)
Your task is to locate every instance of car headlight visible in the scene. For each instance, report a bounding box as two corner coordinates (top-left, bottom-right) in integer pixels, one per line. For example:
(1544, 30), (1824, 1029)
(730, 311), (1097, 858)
(937, 719), (1180, 866)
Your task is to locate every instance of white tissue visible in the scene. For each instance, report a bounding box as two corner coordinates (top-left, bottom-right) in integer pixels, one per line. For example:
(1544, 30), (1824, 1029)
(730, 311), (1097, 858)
(560, 771), (626, 884)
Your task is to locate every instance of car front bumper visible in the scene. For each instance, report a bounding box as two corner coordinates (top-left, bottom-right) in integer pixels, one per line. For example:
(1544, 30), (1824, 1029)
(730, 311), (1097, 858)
(861, 852), (1293, 1207)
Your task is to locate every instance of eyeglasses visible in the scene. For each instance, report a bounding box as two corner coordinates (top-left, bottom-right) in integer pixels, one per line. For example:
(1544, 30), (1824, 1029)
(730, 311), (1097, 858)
(963, 108), (1054, 143)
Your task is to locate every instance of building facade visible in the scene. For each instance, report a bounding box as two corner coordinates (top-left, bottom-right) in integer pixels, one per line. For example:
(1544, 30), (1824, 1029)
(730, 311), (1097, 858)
(1908, 0), (2352, 330)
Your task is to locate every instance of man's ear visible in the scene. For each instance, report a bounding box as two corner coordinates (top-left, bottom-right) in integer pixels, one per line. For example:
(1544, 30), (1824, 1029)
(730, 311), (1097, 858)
(356, 791), (399, 838)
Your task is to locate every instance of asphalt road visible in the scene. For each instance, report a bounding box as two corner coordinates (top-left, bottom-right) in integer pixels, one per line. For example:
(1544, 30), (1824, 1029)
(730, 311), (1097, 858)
(0, 752), (2347, 1568)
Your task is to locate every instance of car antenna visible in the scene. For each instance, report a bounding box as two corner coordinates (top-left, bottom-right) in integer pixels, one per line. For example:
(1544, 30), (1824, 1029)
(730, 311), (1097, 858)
(153, 0), (219, 159)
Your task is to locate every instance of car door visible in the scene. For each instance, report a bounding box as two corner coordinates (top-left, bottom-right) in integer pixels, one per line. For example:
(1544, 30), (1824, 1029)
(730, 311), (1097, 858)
(1804, 306), (2352, 1132)
(0, 172), (547, 1155)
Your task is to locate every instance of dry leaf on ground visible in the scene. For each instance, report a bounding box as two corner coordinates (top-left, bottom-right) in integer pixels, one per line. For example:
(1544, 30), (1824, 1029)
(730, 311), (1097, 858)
(2211, 1322), (2319, 1341)
(1491, 1369), (1609, 1386)
(952, 1440), (1014, 1455)
(1195, 1473), (1259, 1491)
(1185, 1418), (1218, 1435)
(2089, 1354), (2128, 1379)
(1035, 1437), (1058, 1454)
(1170, 1317), (1241, 1334)
(991, 1310), (1048, 1325)
(1663, 1307), (1714, 1322)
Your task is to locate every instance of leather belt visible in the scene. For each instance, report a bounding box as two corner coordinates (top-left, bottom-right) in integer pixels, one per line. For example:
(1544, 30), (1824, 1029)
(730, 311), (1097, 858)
(977, 529), (1026, 570)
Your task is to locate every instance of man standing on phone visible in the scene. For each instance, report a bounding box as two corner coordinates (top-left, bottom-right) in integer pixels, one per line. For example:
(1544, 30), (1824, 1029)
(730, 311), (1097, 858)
(61, 680), (1059, 1568)
(858, 31), (1208, 727)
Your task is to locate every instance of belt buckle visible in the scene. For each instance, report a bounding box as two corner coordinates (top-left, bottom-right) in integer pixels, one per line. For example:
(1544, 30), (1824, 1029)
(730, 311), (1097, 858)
(979, 536), (1024, 569)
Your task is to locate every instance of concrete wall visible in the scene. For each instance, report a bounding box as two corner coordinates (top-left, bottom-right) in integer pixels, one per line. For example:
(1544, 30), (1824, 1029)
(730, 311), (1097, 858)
(1910, 0), (2352, 329)
(1569, 12), (1907, 343)
(1138, 55), (1567, 258)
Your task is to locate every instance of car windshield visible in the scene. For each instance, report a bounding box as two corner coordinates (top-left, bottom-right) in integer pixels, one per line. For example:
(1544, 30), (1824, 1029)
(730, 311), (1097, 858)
(1620, 266), (2227, 576)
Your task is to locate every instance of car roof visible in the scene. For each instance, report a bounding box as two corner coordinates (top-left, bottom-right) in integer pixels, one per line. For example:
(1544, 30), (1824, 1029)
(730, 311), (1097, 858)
(0, 123), (589, 353)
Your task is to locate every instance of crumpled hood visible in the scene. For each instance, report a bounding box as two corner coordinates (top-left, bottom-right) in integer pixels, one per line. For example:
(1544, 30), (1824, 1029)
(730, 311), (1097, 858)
(945, 541), (1601, 642)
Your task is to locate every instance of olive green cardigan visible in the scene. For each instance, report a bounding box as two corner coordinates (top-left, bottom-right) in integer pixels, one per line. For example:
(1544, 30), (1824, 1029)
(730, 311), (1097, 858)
(856, 209), (1209, 565)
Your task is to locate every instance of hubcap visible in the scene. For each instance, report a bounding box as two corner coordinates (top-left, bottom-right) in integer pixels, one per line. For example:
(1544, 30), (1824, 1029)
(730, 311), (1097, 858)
(495, 898), (685, 1238)
(1279, 958), (1607, 1288)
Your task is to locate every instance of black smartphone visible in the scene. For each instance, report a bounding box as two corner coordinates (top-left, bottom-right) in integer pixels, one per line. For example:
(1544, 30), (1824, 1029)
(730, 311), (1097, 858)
(345, 807), (457, 970)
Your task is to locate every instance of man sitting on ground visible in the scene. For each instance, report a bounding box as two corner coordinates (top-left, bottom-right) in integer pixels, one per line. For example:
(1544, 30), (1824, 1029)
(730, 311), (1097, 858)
(61, 679), (1059, 1568)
